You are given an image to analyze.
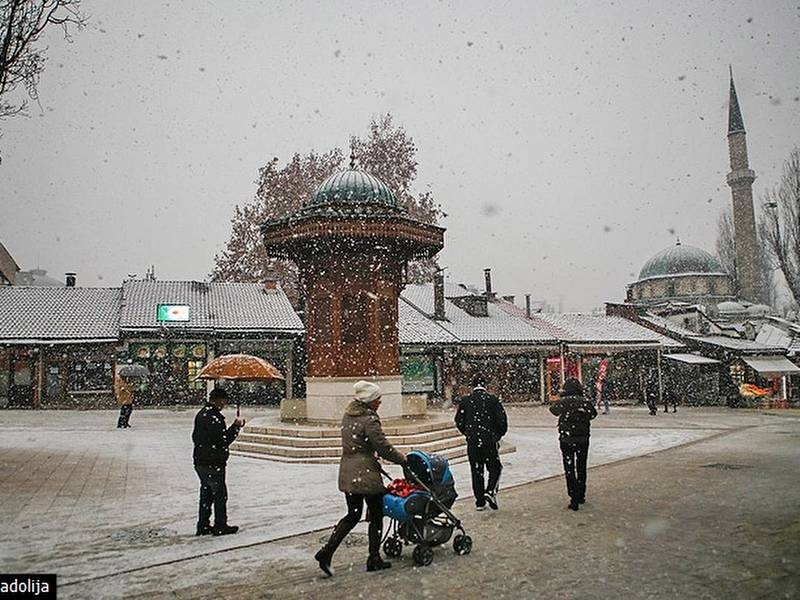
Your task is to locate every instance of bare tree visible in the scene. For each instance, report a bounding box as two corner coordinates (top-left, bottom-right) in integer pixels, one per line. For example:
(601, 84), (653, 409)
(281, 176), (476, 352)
(0, 0), (85, 160)
(715, 207), (736, 281)
(210, 114), (444, 301)
(760, 147), (800, 308)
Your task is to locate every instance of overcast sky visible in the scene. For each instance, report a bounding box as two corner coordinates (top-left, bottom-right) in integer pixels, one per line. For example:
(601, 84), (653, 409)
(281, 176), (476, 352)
(1, 0), (798, 311)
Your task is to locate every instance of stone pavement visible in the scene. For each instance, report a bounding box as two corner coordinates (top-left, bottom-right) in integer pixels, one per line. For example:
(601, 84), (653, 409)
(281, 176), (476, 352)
(43, 408), (800, 600)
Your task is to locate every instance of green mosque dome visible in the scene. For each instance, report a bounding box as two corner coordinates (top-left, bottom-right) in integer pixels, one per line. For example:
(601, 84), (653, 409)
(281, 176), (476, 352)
(309, 166), (397, 207)
(638, 241), (727, 281)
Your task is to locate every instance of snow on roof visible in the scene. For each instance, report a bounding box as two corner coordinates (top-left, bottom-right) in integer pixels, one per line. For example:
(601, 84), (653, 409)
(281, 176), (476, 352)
(638, 312), (701, 338)
(694, 335), (784, 353)
(664, 353), (721, 365)
(398, 297), (458, 344)
(535, 313), (684, 347)
(401, 283), (558, 344)
(119, 281), (303, 332)
(0, 286), (120, 340)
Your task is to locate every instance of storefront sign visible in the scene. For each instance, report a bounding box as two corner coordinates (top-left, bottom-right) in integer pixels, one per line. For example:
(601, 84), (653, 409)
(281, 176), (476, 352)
(157, 304), (190, 322)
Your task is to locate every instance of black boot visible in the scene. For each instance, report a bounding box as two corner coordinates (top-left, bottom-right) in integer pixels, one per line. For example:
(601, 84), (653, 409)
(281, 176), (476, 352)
(195, 523), (212, 536)
(366, 556), (392, 572)
(211, 524), (239, 536)
(314, 548), (333, 577)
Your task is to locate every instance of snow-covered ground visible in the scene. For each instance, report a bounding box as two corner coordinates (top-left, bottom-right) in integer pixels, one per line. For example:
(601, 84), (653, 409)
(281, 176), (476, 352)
(0, 407), (721, 587)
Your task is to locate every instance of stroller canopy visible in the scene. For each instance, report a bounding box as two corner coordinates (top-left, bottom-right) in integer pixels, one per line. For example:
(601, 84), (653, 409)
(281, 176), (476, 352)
(405, 450), (454, 488)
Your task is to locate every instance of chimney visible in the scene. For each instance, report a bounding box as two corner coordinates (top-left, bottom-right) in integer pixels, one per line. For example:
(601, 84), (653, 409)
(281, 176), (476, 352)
(65, 272), (76, 287)
(484, 268), (492, 295)
(433, 271), (446, 320)
(525, 294), (532, 319)
(263, 279), (278, 293)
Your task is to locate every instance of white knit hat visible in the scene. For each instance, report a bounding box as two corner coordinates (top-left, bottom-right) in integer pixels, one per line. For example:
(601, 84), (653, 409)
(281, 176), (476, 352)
(353, 380), (382, 403)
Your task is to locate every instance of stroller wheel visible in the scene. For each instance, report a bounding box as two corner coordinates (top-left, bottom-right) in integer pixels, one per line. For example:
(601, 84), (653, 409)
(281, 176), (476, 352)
(453, 534), (473, 555)
(412, 544), (434, 566)
(383, 537), (403, 558)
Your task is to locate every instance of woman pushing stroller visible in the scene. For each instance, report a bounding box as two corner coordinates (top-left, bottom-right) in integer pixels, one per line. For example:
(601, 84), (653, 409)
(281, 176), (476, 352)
(315, 381), (407, 576)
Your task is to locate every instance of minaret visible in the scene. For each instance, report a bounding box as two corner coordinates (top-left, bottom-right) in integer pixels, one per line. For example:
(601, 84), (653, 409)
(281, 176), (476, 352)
(726, 68), (764, 304)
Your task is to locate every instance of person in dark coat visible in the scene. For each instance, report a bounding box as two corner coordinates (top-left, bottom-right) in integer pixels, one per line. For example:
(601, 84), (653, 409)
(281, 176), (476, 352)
(315, 380), (406, 577)
(663, 385), (678, 413)
(192, 388), (245, 536)
(599, 379), (616, 415)
(549, 378), (597, 511)
(455, 374), (508, 511)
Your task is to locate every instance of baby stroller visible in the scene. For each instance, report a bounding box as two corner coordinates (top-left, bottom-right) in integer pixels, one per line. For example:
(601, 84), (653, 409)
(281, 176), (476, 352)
(381, 450), (473, 566)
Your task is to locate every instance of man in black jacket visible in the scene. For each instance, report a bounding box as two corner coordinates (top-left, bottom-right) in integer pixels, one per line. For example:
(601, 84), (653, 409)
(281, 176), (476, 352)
(192, 388), (245, 536)
(549, 378), (597, 511)
(455, 374), (508, 511)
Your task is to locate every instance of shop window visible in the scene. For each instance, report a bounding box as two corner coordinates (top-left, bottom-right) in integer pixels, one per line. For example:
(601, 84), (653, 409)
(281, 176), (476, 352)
(342, 293), (368, 344)
(187, 360), (205, 390)
(70, 360), (111, 391)
(46, 366), (61, 398)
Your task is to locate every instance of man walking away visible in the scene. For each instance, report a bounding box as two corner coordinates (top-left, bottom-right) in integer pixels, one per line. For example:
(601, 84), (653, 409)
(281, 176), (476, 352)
(455, 374), (508, 511)
(550, 378), (597, 511)
(192, 388), (245, 536)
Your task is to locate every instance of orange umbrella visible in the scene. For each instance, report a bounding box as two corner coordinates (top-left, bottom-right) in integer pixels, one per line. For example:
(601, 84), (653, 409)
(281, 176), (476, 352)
(196, 353), (284, 382)
(196, 354), (284, 415)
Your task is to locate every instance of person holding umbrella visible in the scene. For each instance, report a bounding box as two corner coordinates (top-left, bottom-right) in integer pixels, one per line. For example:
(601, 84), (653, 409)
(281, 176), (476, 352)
(115, 374), (134, 429)
(192, 388), (245, 536)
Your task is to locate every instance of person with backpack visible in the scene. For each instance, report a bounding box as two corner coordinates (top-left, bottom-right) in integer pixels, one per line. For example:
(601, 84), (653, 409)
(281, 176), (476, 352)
(455, 374), (508, 511)
(549, 378), (597, 511)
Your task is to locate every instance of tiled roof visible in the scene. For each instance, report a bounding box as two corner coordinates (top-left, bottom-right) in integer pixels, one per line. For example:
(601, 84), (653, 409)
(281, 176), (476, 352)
(694, 335), (784, 353)
(119, 281), (303, 332)
(638, 313), (700, 338)
(398, 298), (458, 344)
(534, 313), (684, 347)
(401, 283), (558, 344)
(0, 286), (120, 340)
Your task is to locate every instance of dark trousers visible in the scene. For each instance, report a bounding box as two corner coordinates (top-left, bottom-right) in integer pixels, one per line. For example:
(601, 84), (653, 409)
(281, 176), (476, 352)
(320, 492), (385, 560)
(117, 404), (132, 428)
(467, 441), (502, 505)
(560, 439), (589, 502)
(195, 464), (228, 529)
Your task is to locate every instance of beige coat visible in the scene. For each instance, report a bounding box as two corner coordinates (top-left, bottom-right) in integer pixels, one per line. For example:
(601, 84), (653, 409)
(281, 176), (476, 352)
(337, 400), (404, 495)
(115, 377), (134, 407)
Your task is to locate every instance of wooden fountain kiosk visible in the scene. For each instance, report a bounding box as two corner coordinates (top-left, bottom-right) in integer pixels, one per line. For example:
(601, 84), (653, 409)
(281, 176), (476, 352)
(262, 158), (444, 423)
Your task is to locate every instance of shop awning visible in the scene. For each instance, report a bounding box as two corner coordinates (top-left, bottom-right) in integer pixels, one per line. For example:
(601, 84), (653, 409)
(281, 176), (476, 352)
(664, 353), (720, 365)
(742, 356), (800, 375)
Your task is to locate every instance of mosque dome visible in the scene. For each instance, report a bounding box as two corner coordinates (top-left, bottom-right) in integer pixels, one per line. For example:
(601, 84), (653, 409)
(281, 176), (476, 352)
(308, 166), (397, 208)
(638, 241), (727, 281)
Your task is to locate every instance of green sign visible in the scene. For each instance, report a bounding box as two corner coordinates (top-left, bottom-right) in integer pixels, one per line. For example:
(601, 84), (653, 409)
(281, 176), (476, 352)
(157, 304), (190, 322)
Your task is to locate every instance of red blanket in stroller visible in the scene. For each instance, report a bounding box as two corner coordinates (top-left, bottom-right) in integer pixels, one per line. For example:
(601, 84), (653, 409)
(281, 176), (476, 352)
(386, 478), (424, 498)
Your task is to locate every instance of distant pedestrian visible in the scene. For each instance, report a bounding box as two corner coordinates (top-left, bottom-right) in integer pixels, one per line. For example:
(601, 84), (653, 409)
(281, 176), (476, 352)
(115, 375), (134, 428)
(315, 381), (406, 577)
(599, 379), (616, 415)
(192, 388), (245, 536)
(455, 374), (508, 511)
(549, 378), (597, 511)
(663, 386), (678, 413)
(645, 376), (659, 416)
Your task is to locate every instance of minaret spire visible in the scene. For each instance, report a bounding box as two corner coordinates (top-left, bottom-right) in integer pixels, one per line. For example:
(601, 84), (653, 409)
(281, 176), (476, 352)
(728, 66), (745, 135)
(725, 68), (764, 304)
